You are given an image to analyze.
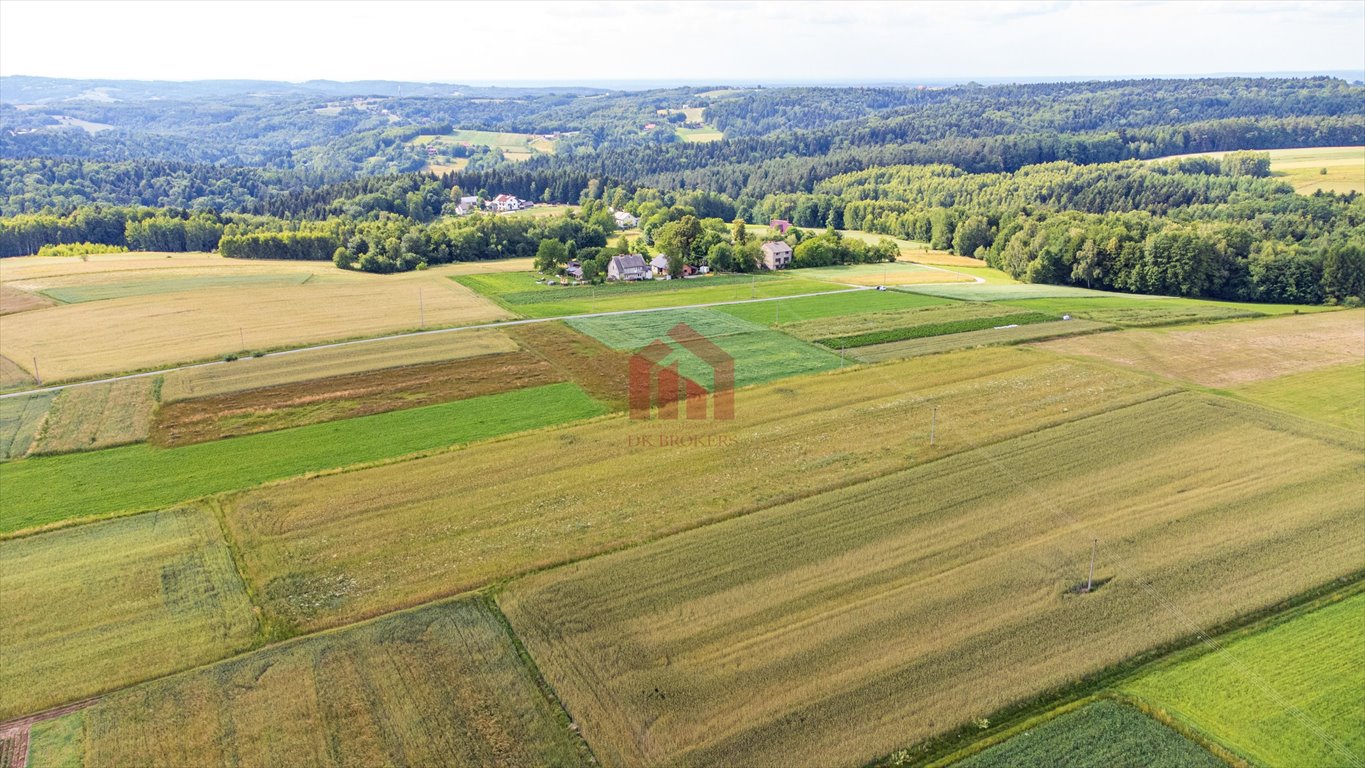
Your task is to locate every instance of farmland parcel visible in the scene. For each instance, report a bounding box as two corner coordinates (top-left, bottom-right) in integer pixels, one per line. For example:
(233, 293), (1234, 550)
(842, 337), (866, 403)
(499, 394), (1364, 768)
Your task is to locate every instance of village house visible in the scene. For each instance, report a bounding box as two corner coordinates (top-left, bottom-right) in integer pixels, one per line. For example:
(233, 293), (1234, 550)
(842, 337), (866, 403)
(613, 210), (639, 229)
(565, 260), (584, 279)
(607, 253), (650, 281)
(650, 255), (670, 277)
(770, 219), (792, 234)
(454, 195), (479, 215)
(485, 194), (525, 212)
(761, 241), (794, 270)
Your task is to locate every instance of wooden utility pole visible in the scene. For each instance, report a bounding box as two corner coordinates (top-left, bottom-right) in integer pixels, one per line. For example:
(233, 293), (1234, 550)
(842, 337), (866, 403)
(1086, 539), (1097, 593)
(32, 355), (41, 386)
(239, 327), (245, 349)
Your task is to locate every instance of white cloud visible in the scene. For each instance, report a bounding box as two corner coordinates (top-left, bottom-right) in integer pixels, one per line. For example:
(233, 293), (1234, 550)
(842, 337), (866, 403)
(0, 0), (1360, 84)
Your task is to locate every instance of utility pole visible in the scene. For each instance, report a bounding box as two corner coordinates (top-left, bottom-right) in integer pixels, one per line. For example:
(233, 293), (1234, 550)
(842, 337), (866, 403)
(239, 327), (245, 349)
(32, 355), (41, 386)
(1085, 539), (1097, 593)
(751, 275), (756, 299)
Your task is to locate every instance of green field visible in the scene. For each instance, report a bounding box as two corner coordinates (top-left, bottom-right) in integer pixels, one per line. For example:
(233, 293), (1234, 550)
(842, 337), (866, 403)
(499, 394), (1364, 768)
(851, 319), (1113, 362)
(1121, 593), (1365, 767)
(1230, 362), (1365, 433)
(566, 308), (842, 389)
(1, 382), (606, 533)
(951, 700), (1221, 768)
(1157, 146), (1365, 195)
(713, 288), (945, 325)
(0, 506), (257, 719)
(221, 348), (1173, 633)
(411, 128), (556, 161)
(456, 271), (843, 318)
(31, 377), (158, 454)
(38, 273), (316, 304)
(779, 301), (1029, 342)
(1002, 296), (1334, 326)
(816, 311), (1057, 349)
(31, 597), (589, 767)
(0, 391), (53, 459)
(900, 282), (1152, 301)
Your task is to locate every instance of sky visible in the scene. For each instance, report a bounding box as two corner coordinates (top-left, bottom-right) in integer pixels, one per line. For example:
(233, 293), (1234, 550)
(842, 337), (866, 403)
(1, 0), (1362, 85)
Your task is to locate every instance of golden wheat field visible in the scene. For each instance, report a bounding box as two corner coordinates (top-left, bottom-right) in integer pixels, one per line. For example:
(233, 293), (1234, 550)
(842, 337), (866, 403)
(220, 347), (1173, 633)
(0, 273), (511, 382)
(1037, 309), (1364, 387)
(500, 394), (1365, 768)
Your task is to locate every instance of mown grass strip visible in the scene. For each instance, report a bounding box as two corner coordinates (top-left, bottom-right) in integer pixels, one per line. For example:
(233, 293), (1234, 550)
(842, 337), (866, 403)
(817, 312), (1057, 348)
(1, 382), (606, 534)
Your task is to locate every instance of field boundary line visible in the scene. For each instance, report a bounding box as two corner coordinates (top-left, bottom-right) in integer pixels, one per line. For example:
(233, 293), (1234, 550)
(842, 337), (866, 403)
(0, 287), (870, 398)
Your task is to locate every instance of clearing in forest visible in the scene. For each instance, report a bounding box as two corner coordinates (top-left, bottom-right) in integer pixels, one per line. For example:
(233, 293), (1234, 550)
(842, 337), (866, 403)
(499, 394), (1364, 768)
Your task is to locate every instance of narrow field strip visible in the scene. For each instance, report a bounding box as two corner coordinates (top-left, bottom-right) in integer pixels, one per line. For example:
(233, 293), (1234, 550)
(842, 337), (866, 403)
(2, 383), (606, 534)
(851, 320), (1113, 362)
(31, 377), (158, 454)
(0, 392), (54, 460)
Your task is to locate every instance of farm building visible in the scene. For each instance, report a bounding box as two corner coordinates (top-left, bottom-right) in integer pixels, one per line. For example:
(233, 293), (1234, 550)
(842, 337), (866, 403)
(454, 195), (479, 216)
(650, 255), (670, 277)
(770, 219), (792, 234)
(608, 254), (650, 281)
(613, 210), (639, 228)
(485, 194), (525, 212)
(565, 260), (584, 279)
(761, 241), (794, 270)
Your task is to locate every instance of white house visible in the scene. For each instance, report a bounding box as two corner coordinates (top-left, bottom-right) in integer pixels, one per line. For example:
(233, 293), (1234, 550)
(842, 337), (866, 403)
(607, 254), (649, 281)
(761, 241), (794, 270)
(485, 194), (525, 212)
(650, 255), (670, 278)
(613, 210), (639, 229)
(454, 195), (479, 215)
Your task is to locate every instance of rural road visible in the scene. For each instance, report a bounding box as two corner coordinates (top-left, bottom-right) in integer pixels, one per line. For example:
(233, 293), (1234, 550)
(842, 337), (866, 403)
(2, 285), (884, 398)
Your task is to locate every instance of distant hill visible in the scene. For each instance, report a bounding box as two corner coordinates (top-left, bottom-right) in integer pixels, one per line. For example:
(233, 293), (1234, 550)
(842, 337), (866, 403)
(0, 76), (611, 104)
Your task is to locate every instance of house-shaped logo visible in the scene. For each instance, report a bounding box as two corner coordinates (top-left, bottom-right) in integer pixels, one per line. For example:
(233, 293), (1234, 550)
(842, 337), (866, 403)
(628, 323), (734, 420)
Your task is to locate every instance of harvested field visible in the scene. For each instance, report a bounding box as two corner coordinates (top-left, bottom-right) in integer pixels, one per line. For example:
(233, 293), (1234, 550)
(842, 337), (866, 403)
(0, 392), (53, 460)
(160, 328), (517, 401)
(0, 284), (55, 315)
(44, 597), (589, 767)
(500, 394), (1365, 768)
(221, 348), (1173, 632)
(901, 282), (1148, 301)
(714, 289), (945, 326)
(3, 383), (606, 534)
(32, 377), (158, 454)
(33, 272), (318, 304)
(952, 700), (1220, 768)
(566, 308), (841, 389)
(0, 272), (511, 382)
(506, 322), (634, 409)
(0, 252), (255, 282)
(0, 507), (258, 720)
(152, 351), (562, 446)
(852, 320), (1113, 362)
(1037, 309), (1365, 387)
(0, 357), (34, 390)
(1231, 362), (1365, 434)
(1121, 592), (1365, 767)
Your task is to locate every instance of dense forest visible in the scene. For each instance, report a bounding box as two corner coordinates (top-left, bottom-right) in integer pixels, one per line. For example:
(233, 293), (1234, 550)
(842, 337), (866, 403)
(2, 75), (1362, 303)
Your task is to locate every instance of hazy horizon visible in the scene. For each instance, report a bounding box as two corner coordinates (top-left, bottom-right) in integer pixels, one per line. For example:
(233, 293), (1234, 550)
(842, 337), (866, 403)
(2, 1), (1362, 85)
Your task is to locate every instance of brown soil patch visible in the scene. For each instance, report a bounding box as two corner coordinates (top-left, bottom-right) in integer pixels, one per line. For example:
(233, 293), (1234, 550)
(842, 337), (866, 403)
(0, 285), (56, 316)
(506, 322), (634, 409)
(151, 351), (563, 446)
